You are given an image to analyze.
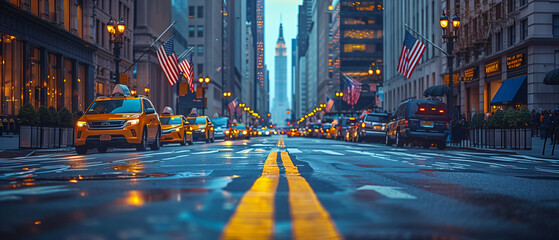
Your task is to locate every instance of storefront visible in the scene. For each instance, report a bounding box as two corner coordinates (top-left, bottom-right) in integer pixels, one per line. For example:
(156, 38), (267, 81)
(0, 2), (95, 120)
(490, 51), (528, 109)
(463, 66), (480, 118)
(483, 58), (502, 113)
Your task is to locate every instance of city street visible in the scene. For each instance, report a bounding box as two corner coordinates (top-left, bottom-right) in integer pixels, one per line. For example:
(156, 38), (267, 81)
(1, 136), (558, 239)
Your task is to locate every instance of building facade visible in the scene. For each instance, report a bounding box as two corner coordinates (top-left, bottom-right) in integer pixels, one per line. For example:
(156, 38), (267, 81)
(383, 0), (443, 113)
(294, 0), (312, 119)
(332, 0), (384, 112)
(272, 24), (288, 127)
(0, 0), (96, 124)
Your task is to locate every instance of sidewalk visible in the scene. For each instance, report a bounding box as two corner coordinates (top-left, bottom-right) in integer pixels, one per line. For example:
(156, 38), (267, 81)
(447, 136), (559, 160)
(0, 134), (73, 158)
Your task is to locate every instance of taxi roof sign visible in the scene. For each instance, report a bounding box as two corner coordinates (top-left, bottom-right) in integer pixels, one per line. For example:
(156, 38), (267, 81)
(162, 106), (174, 115)
(111, 84), (131, 97)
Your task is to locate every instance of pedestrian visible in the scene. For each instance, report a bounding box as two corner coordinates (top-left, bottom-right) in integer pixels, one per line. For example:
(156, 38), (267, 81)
(543, 110), (554, 143)
(532, 109), (539, 137)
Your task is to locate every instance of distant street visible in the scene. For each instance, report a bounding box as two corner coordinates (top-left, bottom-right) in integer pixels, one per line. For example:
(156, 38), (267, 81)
(1, 136), (559, 239)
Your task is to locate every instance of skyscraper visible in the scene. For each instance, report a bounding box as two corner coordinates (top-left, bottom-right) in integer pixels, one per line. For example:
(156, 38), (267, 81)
(273, 23), (288, 127)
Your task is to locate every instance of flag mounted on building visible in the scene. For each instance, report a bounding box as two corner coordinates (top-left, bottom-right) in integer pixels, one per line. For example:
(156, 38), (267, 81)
(179, 54), (194, 93)
(397, 30), (426, 79)
(156, 35), (179, 86)
(228, 98), (238, 115)
(325, 96), (334, 113)
(342, 74), (362, 106)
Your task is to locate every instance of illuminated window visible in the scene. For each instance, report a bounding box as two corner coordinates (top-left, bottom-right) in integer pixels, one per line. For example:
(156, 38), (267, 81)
(77, 0), (83, 38)
(63, 59), (73, 110)
(343, 30), (382, 39)
(188, 6), (195, 18)
(95, 81), (105, 97)
(77, 64), (86, 111)
(64, 0), (70, 31)
(343, 44), (365, 53)
(30, 0), (39, 16)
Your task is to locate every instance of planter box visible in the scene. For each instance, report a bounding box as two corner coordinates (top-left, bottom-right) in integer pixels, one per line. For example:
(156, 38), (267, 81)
(19, 126), (40, 149)
(59, 128), (74, 147)
(505, 128), (532, 150)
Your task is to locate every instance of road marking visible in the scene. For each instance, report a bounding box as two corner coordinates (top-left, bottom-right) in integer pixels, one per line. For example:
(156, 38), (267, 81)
(277, 137), (286, 147)
(191, 150), (219, 155)
(160, 155), (189, 161)
(313, 150), (344, 156)
(236, 149), (253, 154)
(516, 155), (559, 163)
(357, 185), (417, 199)
(0, 186), (71, 201)
(220, 151), (279, 239)
(535, 167), (559, 174)
(280, 151), (342, 240)
(345, 150), (394, 161)
(287, 148), (302, 154)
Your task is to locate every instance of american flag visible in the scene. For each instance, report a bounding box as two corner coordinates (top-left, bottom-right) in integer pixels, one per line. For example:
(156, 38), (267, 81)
(397, 31), (426, 79)
(179, 54), (194, 92)
(157, 35), (179, 86)
(228, 98), (238, 115)
(325, 96), (334, 113)
(342, 74), (362, 106)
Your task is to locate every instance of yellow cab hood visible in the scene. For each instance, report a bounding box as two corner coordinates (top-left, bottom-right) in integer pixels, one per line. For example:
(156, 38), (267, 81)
(80, 113), (142, 121)
(161, 124), (182, 130)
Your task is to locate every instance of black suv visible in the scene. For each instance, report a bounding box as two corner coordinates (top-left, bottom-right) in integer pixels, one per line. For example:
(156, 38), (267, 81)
(359, 111), (390, 142)
(385, 99), (449, 149)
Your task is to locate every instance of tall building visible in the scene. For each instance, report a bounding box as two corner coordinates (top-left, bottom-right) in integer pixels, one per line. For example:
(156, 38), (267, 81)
(294, 0), (313, 118)
(291, 38), (297, 122)
(0, 0), (97, 122)
(272, 23), (288, 127)
(383, 0), (443, 113)
(332, 0), (383, 112)
(255, 0), (266, 115)
(133, 0), (174, 114)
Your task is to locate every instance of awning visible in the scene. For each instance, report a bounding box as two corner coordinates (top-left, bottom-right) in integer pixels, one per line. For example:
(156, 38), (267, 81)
(423, 85), (450, 97)
(544, 69), (559, 85)
(490, 76), (527, 105)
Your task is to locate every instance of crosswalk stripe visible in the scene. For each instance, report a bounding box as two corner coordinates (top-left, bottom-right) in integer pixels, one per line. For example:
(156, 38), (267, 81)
(280, 151), (342, 240)
(220, 151), (279, 239)
(287, 148), (302, 154)
(357, 185), (417, 199)
(313, 150), (344, 156)
(191, 150), (219, 155)
(236, 149), (253, 154)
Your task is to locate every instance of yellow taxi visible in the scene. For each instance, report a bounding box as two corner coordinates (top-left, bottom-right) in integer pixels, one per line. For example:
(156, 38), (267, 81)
(74, 84), (161, 155)
(187, 114), (215, 143)
(160, 107), (193, 146)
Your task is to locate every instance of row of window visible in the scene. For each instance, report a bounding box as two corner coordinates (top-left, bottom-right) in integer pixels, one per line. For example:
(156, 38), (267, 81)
(188, 26), (204, 38)
(188, 6), (204, 18)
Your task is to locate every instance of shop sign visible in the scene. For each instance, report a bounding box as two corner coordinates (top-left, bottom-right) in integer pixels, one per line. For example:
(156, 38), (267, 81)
(464, 66), (479, 81)
(485, 60), (500, 77)
(506, 53), (525, 70)
(443, 73), (461, 85)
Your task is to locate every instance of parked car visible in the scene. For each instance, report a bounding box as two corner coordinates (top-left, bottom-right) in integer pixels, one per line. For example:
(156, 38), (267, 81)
(358, 111), (390, 142)
(385, 99), (449, 149)
(74, 84), (161, 155)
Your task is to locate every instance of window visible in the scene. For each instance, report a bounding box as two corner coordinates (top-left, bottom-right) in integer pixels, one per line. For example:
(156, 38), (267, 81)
(554, 15), (559, 37)
(77, 0), (83, 38)
(63, 59), (73, 110)
(197, 26), (204, 38)
(495, 31), (502, 52)
(95, 81), (105, 97)
(508, 24), (515, 46)
(189, 6), (195, 18)
(29, 47), (41, 108)
(189, 26), (195, 38)
(197, 45), (204, 56)
(520, 19), (528, 40)
(64, 0), (70, 31)
(197, 64), (204, 76)
(30, 0), (39, 16)
(520, 0), (527, 6)
(197, 6), (203, 18)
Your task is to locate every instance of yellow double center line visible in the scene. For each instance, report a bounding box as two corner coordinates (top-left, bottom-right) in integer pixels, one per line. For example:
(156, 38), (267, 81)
(221, 140), (342, 240)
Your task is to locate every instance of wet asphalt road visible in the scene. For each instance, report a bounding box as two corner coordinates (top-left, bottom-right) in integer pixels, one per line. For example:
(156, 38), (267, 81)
(1, 135), (559, 240)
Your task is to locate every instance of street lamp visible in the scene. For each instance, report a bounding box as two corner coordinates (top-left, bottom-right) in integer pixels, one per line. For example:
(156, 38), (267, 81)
(198, 76), (210, 115)
(440, 10), (460, 136)
(335, 91), (344, 118)
(107, 18), (126, 84)
(144, 87), (150, 96)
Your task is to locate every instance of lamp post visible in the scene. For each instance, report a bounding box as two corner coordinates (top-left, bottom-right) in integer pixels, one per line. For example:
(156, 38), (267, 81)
(107, 19), (126, 84)
(440, 10), (460, 127)
(198, 76), (210, 115)
(335, 91), (344, 119)
(223, 91), (232, 118)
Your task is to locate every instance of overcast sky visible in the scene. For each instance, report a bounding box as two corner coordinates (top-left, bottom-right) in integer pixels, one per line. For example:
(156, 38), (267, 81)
(265, 0), (300, 109)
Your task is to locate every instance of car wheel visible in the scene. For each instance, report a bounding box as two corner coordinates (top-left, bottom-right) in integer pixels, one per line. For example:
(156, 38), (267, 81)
(97, 147), (107, 153)
(211, 133), (215, 143)
(136, 128), (148, 151)
(150, 129), (161, 150)
(205, 133), (210, 143)
(437, 141), (446, 150)
(76, 146), (87, 155)
(396, 132), (404, 147)
(180, 131), (187, 146)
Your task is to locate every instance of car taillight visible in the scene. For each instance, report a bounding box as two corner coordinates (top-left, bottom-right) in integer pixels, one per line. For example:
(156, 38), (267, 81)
(419, 108), (425, 112)
(439, 109), (445, 113)
(321, 129), (324, 133)
(404, 120), (408, 127)
(445, 122), (449, 129)
(361, 122), (366, 128)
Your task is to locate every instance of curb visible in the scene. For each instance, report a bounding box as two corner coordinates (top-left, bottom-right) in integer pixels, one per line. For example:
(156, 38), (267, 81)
(446, 145), (519, 155)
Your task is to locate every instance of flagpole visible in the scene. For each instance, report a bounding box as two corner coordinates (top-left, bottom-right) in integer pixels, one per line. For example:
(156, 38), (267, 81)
(123, 20), (177, 73)
(404, 24), (449, 56)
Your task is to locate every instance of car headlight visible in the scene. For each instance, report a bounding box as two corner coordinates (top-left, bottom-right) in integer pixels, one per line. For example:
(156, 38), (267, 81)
(265, 131), (269, 135)
(201, 129), (205, 132)
(243, 131), (248, 135)
(126, 119), (140, 126)
(76, 121), (87, 127)
(225, 130), (230, 135)
(173, 127), (181, 132)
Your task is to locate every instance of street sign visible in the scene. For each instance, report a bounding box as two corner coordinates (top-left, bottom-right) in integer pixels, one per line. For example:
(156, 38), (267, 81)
(179, 82), (188, 95)
(120, 73), (129, 86)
